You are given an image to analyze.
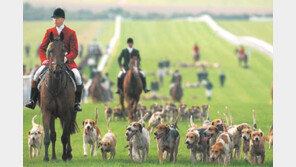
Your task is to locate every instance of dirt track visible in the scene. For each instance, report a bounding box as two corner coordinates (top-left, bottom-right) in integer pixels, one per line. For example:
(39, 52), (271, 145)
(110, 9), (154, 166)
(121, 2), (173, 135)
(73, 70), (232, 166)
(28, 1), (272, 16)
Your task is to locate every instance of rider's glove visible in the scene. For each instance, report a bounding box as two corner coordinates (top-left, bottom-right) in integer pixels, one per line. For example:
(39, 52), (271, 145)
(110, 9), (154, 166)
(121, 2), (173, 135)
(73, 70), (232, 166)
(42, 60), (49, 65)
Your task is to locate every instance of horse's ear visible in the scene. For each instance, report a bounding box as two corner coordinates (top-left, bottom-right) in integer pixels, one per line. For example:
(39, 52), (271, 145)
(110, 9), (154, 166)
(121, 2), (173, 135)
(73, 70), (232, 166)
(49, 32), (54, 42)
(60, 32), (64, 41)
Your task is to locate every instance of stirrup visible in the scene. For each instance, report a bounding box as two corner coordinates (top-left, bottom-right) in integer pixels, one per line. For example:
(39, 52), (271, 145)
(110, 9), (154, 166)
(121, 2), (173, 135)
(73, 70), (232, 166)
(25, 100), (36, 109)
(74, 103), (82, 112)
(144, 89), (151, 93)
(115, 89), (121, 94)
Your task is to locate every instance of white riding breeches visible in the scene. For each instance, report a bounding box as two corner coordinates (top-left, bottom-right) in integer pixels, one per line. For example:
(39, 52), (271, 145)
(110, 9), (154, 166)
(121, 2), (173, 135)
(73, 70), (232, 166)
(117, 70), (145, 78)
(33, 65), (46, 81)
(33, 65), (82, 85)
(71, 68), (82, 85)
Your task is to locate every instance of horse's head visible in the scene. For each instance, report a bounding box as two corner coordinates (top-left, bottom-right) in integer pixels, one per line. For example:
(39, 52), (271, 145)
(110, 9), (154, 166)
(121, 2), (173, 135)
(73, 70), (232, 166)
(129, 54), (140, 76)
(48, 32), (66, 74)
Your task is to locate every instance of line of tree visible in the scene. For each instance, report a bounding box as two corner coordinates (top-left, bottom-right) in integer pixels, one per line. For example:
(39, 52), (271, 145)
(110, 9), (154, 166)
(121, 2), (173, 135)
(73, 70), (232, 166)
(24, 3), (272, 21)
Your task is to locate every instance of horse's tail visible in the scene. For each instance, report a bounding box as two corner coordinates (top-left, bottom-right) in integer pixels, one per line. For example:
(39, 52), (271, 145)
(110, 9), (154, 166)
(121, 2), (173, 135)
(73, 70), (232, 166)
(32, 115), (38, 127)
(252, 109), (257, 131)
(107, 117), (111, 133)
(69, 111), (79, 134)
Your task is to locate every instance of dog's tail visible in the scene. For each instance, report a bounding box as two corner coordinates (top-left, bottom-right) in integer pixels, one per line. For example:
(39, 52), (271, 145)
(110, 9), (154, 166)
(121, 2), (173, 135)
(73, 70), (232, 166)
(190, 115), (195, 128)
(107, 117), (111, 132)
(32, 115), (38, 127)
(139, 112), (149, 124)
(207, 105), (210, 120)
(174, 111), (181, 130)
(95, 107), (98, 124)
(217, 111), (223, 122)
(225, 106), (234, 126)
(223, 113), (229, 126)
(252, 109), (257, 130)
(269, 124), (273, 132)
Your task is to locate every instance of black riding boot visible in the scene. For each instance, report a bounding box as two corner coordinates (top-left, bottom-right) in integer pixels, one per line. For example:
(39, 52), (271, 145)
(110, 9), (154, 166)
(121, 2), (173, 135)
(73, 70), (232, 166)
(74, 85), (83, 112)
(115, 77), (123, 94)
(140, 74), (150, 93)
(25, 81), (39, 109)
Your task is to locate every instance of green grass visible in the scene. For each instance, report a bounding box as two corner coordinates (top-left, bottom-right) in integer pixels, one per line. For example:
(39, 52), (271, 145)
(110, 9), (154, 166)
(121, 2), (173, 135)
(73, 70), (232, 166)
(23, 21), (114, 71)
(24, 0), (273, 8)
(217, 21), (273, 44)
(23, 20), (273, 166)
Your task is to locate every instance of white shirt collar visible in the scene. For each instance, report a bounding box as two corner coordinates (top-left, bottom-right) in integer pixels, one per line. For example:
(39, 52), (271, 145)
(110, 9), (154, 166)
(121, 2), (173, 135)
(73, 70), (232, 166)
(127, 47), (133, 53)
(56, 24), (65, 35)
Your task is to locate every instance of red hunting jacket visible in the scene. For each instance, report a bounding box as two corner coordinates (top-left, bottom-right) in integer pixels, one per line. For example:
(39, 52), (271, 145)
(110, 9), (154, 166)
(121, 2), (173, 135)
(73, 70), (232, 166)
(39, 25), (78, 69)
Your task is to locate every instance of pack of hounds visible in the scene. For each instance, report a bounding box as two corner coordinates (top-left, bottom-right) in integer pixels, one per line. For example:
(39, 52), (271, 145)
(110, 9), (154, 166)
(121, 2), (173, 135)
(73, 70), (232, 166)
(28, 103), (273, 165)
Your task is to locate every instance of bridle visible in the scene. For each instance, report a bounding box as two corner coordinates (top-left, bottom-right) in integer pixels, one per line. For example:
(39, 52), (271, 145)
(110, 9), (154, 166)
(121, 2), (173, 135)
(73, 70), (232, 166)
(48, 39), (66, 74)
(45, 39), (67, 97)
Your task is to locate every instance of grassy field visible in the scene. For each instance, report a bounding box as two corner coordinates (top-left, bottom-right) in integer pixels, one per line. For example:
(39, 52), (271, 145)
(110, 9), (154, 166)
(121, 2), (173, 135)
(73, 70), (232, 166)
(23, 20), (273, 166)
(23, 21), (114, 70)
(24, 0), (273, 8)
(217, 21), (273, 44)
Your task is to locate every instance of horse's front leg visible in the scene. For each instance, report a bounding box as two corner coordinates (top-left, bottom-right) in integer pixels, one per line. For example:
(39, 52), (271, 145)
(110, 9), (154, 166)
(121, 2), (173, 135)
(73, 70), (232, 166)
(127, 101), (132, 122)
(133, 101), (139, 122)
(120, 93), (126, 121)
(50, 115), (57, 160)
(61, 116), (71, 161)
(42, 111), (51, 161)
(67, 135), (72, 160)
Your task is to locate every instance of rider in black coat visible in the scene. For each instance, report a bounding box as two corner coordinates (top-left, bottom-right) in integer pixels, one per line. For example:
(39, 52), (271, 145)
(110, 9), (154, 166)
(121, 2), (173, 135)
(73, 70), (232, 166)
(116, 38), (150, 94)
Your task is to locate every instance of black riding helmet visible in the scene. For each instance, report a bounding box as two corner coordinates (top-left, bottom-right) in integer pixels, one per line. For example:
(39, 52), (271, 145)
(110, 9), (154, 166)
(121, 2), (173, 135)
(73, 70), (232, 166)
(127, 38), (133, 44)
(51, 8), (65, 19)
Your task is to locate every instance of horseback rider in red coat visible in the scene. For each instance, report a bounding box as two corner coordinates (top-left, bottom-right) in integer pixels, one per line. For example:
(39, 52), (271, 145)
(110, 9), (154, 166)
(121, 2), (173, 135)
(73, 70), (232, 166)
(25, 8), (83, 112)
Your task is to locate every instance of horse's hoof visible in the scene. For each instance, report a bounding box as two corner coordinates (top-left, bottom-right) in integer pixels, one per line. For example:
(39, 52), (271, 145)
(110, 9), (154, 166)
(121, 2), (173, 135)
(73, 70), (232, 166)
(67, 153), (72, 161)
(43, 156), (49, 162)
(52, 155), (57, 160)
(62, 154), (67, 161)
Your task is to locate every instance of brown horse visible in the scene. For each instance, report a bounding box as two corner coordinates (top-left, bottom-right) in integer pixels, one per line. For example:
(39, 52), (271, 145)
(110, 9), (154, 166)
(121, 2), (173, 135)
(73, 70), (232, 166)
(120, 56), (143, 122)
(170, 76), (183, 102)
(40, 32), (77, 161)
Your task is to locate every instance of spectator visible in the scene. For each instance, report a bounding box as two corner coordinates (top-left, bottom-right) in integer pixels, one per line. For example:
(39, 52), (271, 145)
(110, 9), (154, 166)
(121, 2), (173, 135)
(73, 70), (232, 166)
(36, 43), (40, 57)
(29, 65), (39, 76)
(158, 60), (164, 69)
(197, 68), (208, 84)
(101, 72), (113, 102)
(219, 72), (226, 87)
(25, 44), (30, 57)
(23, 65), (27, 75)
(205, 79), (213, 100)
(193, 43), (200, 61)
(164, 57), (170, 69)
(78, 44), (83, 58)
(151, 78), (159, 97)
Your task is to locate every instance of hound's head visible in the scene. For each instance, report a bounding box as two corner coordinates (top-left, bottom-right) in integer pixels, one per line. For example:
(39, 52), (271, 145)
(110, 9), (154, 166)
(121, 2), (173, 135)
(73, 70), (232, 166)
(205, 125), (219, 138)
(82, 119), (96, 134)
(153, 112), (163, 122)
(185, 132), (200, 149)
(242, 128), (252, 142)
(211, 119), (224, 131)
(100, 140), (111, 152)
(125, 122), (143, 141)
(251, 131), (264, 145)
(210, 142), (224, 163)
(154, 124), (169, 139)
(28, 128), (42, 145)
